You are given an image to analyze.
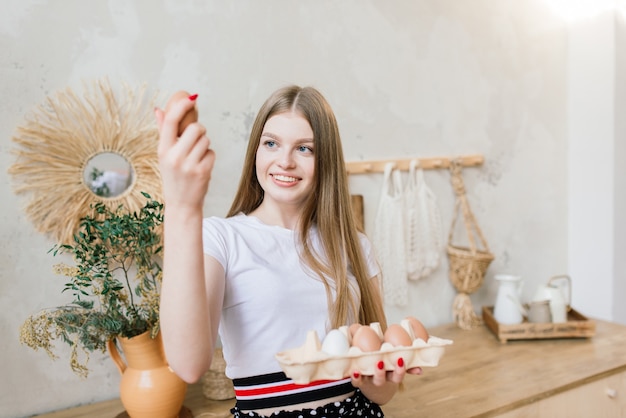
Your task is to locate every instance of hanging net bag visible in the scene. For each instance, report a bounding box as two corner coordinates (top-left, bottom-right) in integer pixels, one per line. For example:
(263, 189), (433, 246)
(373, 163), (409, 306)
(404, 160), (444, 281)
(447, 160), (494, 330)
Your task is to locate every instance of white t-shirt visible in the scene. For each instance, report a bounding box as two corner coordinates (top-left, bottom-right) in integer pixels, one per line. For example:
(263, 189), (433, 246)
(202, 213), (380, 379)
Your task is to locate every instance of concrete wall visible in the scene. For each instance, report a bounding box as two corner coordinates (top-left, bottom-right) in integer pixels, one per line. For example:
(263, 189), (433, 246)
(0, 1), (617, 416)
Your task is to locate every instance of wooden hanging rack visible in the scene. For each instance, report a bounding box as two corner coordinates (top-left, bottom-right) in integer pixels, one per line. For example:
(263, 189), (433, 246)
(345, 153), (484, 174)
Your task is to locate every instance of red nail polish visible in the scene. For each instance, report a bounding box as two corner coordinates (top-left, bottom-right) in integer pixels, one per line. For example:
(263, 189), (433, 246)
(397, 357), (404, 367)
(377, 361), (384, 370)
(353, 372), (360, 379)
(188, 94), (198, 101)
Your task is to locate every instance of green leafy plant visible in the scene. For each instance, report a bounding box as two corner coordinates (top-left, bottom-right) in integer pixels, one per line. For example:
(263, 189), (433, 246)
(19, 192), (164, 377)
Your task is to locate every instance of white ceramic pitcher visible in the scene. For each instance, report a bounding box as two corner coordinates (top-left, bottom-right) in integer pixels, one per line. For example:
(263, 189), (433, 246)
(493, 274), (524, 324)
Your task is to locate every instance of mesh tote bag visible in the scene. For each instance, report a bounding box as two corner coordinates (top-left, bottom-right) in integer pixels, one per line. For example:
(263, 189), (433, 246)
(404, 160), (444, 281)
(373, 163), (408, 306)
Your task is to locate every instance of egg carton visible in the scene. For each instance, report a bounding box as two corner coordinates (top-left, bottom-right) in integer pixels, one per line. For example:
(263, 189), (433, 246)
(275, 324), (453, 384)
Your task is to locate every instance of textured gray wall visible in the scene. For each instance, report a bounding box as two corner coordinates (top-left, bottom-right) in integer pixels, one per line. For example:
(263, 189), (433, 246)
(0, 1), (575, 416)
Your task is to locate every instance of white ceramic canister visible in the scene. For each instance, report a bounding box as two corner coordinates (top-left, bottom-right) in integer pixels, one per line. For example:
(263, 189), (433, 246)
(533, 275), (571, 323)
(527, 300), (552, 323)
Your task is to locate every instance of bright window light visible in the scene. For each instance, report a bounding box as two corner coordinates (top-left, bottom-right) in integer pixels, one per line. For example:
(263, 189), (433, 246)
(545, 0), (617, 22)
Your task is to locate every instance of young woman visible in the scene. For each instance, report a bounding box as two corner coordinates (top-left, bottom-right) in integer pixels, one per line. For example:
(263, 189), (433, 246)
(156, 85), (419, 417)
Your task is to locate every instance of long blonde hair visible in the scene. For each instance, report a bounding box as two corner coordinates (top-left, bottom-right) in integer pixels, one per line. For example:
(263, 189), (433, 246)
(227, 85), (387, 330)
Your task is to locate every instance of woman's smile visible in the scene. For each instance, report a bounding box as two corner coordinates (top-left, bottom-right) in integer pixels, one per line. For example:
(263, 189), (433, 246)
(271, 173), (301, 184)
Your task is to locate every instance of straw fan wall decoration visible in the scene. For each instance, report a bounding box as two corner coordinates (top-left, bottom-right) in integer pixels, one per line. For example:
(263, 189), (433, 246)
(8, 79), (163, 244)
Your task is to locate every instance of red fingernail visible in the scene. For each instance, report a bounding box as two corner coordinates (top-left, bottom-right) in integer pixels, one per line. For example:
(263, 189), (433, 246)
(353, 372), (360, 379)
(397, 357), (404, 367)
(188, 94), (198, 101)
(377, 361), (384, 370)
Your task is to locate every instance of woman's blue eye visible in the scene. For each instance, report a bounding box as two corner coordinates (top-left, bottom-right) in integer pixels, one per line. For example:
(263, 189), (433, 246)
(298, 145), (313, 153)
(265, 140), (276, 148)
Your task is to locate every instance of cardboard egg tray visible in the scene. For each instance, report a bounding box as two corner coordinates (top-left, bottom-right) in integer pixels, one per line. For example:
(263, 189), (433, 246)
(275, 326), (453, 384)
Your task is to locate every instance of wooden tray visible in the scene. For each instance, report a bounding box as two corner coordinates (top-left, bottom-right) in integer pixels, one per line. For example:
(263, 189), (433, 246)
(482, 306), (596, 343)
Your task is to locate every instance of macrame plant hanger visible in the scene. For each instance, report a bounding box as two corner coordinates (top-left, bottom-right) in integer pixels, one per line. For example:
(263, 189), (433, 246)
(446, 160), (494, 330)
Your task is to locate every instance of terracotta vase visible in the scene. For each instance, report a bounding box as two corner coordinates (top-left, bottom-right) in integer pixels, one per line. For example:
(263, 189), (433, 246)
(107, 331), (187, 418)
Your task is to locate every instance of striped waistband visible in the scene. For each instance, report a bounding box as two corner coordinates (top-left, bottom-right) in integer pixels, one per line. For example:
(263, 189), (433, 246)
(232, 371), (354, 411)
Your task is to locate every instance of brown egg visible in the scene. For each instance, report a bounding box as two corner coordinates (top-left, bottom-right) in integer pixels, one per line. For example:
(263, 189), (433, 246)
(349, 323), (361, 338)
(164, 90), (199, 136)
(407, 316), (429, 341)
(383, 324), (413, 347)
(351, 325), (382, 352)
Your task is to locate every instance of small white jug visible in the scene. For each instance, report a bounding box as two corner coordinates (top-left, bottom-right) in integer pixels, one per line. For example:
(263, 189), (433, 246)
(493, 274), (524, 324)
(533, 275), (571, 323)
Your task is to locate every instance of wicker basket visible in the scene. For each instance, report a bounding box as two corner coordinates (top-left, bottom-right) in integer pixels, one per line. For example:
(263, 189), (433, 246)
(201, 348), (235, 401)
(447, 245), (494, 294)
(447, 161), (494, 329)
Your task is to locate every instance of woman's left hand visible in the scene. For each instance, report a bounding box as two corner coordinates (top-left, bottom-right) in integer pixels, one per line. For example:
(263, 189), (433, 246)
(351, 359), (422, 405)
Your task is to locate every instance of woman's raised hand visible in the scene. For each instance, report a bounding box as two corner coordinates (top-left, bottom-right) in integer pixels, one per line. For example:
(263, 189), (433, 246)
(155, 92), (215, 210)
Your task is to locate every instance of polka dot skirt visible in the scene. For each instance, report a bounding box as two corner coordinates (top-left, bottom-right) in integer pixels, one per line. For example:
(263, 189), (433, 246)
(230, 389), (384, 418)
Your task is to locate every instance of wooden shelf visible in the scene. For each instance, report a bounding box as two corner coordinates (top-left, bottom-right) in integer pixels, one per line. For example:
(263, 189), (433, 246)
(345, 153), (484, 174)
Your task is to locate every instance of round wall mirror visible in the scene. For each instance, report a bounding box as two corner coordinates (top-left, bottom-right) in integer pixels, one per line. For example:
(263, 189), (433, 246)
(9, 79), (163, 244)
(83, 152), (135, 198)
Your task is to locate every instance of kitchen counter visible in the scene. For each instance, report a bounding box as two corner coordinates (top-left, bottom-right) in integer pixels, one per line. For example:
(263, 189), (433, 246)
(385, 318), (626, 417)
(35, 318), (626, 418)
